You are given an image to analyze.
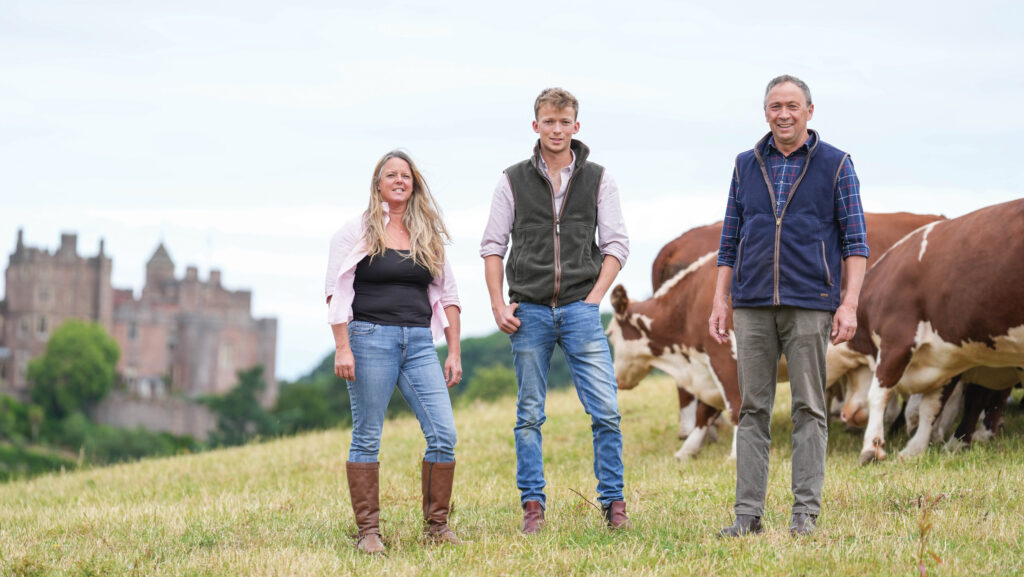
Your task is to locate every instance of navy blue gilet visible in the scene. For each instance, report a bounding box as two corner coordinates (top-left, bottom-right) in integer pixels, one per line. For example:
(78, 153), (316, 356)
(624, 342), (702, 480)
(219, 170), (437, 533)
(731, 130), (849, 312)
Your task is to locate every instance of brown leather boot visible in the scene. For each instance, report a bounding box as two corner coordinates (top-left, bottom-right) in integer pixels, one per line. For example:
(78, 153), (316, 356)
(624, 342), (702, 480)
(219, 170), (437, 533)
(522, 500), (545, 534)
(346, 461), (385, 554)
(422, 460), (462, 545)
(602, 500), (631, 530)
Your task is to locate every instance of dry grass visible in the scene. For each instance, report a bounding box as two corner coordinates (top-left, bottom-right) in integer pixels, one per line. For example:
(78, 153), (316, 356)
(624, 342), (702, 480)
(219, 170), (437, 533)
(1, 376), (1022, 576)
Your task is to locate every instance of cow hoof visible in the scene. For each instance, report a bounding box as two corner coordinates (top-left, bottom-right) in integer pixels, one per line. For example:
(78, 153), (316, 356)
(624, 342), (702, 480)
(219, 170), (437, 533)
(706, 426), (720, 444)
(972, 429), (994, 443)
(944, 437), (968, 452)
(858, 448), (886, 466)
(898, 445), (926, 460)
(674, 448), (697, 461)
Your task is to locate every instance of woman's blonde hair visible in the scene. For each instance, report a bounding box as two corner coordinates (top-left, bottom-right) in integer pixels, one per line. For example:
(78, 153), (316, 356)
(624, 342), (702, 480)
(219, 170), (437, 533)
(363, 150), (450, 278)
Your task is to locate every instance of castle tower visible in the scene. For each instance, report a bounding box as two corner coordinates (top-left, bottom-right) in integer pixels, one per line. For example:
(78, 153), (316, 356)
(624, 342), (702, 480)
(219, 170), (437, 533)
(0, 230), (113, 397)
(143, 243), (175, 302)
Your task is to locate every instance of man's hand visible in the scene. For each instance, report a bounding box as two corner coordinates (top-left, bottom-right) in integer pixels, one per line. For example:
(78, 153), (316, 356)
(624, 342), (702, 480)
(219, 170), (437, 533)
(708, 266), (734, 345)
(708, 297), (731, 345)
(334, 346), (355, 381)
(492, 302), (521, 334)
(831, 303), (857, 345)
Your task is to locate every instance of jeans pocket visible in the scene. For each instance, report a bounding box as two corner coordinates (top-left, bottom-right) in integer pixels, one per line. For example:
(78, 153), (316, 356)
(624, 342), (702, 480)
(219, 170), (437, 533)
(348, 321), (376, 336)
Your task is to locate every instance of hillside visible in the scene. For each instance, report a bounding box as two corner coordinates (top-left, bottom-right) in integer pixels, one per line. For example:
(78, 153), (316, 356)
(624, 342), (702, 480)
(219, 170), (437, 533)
(1, 376), (1022, 576)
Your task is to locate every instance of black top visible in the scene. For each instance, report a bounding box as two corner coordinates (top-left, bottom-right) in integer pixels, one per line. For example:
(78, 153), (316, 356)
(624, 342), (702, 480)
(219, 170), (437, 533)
(352, 249), (433, 327)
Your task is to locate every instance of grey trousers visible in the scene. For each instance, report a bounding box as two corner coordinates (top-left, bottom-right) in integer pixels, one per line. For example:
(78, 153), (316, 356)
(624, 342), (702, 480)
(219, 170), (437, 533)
(733, 306), (832, 517)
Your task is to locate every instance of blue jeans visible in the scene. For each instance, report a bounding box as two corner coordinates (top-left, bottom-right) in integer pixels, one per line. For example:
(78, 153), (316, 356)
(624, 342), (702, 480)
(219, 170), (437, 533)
(510, 300), (625, 508)
(346, 322), (457, 464)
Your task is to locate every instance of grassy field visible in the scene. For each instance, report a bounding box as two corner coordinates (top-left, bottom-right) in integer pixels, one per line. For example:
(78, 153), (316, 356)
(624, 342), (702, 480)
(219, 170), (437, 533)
(1, 376), (1022, 576)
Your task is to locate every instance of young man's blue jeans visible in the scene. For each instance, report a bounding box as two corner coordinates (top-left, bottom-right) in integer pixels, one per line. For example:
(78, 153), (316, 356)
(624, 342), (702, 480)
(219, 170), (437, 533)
(346, 322), (457, 463)
(510, 300), (625, 508)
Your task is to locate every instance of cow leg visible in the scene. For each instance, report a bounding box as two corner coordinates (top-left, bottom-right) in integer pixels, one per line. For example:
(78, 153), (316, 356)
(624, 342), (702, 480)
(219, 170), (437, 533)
(858, 376), (892, 465)
(675, 425), (707, 460)
(931, 380), (964, 445)
(883, 392), (905, 433)
(900, 387), (943, 459)
(705, 410), (722, 443)
(826, 376), (845, 422)
(860, 344), (918, 465)
(974, 387), (1011, 443)
(699, 403), (722, 444)
(674, 403), (721, 459)
(705, 342), (743, 462)
(904, 393), (921, 433)
(886, 393), (908, 437)
(677, 387), (697, 439)
(950, 383), (986, 449)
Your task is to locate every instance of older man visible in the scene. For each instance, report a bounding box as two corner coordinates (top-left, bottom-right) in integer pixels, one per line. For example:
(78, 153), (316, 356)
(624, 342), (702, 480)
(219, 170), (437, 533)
(709, 75), (868, 537)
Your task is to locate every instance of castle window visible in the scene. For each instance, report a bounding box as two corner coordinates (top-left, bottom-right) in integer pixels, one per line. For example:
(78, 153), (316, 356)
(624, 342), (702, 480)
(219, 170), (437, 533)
(38, 316), (47, 336)
(19, 319), (28, 338)
(38, 287), (51, 302)
(129, 322), (138, 341)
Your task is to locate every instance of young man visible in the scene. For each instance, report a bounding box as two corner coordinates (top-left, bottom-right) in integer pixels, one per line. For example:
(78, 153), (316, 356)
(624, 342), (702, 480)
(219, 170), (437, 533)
(480, 88), (631, 533)
(709, 75), (868, 537)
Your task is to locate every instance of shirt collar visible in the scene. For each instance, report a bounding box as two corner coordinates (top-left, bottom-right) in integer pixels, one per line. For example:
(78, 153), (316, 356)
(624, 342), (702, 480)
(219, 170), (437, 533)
(538, 148), (577, 174)
(767, 130), (816, 155)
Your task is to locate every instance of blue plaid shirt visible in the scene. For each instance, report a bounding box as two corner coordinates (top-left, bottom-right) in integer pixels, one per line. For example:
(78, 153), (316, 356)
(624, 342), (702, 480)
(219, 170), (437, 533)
(717, 132), (869, 268)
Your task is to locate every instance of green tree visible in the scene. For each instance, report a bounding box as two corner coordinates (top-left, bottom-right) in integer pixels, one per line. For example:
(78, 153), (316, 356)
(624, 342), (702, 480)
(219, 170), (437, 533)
(27, 320), (120, 419)
(457, 363), (517, 406)
(202, 366), (277, 447)
(272, 379), (338, 434)
(0, 395), (28, 442)
(27, 404), (44, 443)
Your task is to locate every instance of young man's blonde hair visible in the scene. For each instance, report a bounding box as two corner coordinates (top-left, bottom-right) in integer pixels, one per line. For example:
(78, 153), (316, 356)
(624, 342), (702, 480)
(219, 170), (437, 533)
(534, 87), (579, 120)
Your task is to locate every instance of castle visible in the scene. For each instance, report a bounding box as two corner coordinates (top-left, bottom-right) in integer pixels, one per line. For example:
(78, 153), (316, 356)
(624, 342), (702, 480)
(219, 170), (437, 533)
(0, 230), (277, 438)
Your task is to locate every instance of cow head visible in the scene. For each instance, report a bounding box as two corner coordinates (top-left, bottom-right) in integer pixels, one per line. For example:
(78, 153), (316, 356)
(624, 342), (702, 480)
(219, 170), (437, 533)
(607, 284), (655, 390)
(839, 365), (873, 428)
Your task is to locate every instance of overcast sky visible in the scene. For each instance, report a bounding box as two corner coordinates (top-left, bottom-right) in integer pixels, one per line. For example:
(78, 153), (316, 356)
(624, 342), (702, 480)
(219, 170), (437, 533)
(3, 1), (1022, 380)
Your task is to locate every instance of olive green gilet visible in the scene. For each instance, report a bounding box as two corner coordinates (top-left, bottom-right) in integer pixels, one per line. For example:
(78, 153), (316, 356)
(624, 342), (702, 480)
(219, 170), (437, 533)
(504, 139), (605, 307)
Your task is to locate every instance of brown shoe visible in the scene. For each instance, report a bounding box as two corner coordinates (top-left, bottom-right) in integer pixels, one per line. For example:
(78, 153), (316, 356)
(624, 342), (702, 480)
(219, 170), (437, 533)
(522, 500), (545, 534)
(422, 460), (463, 545)
(602, 500), (631, 530)
(346, 461), (385, 554)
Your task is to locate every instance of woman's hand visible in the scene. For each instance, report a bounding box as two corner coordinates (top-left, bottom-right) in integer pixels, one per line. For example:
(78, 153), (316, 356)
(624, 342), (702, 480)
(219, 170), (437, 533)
(334, 346), (355, 381)
(444, 353), (463, 389)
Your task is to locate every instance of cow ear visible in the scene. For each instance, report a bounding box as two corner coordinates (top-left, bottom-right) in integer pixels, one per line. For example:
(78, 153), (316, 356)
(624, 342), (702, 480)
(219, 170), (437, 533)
(611, 284), (629, 316)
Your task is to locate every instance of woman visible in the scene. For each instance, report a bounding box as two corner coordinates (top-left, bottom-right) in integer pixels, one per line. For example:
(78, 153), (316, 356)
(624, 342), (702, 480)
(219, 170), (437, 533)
(325, 150), (463, 554)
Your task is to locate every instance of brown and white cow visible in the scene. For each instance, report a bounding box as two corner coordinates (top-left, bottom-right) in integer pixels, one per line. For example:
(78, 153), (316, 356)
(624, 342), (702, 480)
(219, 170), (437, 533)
(834, 199), (1024, 464)
(649, 222), (724, 440)
(609, 252), (741, 459)
(609, 212), (945, 459)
